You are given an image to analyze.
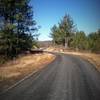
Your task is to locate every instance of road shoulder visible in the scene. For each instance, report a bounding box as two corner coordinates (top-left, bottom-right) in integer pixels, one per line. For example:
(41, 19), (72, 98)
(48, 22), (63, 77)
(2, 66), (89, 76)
(0, 53), (55, 93)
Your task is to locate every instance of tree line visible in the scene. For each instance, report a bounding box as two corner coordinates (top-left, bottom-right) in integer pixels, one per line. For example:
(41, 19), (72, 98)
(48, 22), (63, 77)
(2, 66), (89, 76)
(50, 14), (100, 53)
(0, 0), (37, 61)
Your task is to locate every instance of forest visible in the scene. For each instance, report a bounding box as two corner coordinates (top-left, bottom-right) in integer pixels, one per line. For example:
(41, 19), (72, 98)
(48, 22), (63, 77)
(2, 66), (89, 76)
(50, 14), (100, 52)
(0, 0), (38, 63)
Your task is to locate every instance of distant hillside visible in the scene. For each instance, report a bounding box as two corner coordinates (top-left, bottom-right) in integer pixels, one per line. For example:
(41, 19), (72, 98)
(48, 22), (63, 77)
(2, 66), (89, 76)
(38, 41), (53, 47)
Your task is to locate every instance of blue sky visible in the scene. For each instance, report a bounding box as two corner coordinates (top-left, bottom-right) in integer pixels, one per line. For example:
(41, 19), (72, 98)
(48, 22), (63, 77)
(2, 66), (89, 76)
(31, 0), (100, 41)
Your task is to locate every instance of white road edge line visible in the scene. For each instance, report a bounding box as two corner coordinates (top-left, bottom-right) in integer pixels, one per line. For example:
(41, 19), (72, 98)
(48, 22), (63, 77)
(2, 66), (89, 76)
(0, 52), (56, 95)
(0, 70), (37, 95)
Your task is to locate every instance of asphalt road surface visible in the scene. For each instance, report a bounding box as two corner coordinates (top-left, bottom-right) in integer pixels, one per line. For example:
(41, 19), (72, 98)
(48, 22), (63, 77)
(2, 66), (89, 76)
(0, 53), (100, 100)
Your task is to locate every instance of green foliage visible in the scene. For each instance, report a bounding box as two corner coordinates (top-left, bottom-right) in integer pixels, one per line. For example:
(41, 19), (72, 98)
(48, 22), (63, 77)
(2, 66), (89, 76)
(50, 14), (75, 47)
(70, 31), (88, 50)
(88, 30), (100, 52)
(69, 30), (100, 52)
(0, 0), (37, 60)
(50, 14), (100, 53)
(50, 25), (62, 45)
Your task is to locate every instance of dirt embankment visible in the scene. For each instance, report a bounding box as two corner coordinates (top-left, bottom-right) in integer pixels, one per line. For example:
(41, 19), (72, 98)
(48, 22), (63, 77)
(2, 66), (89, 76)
(0, 53), (55, 92)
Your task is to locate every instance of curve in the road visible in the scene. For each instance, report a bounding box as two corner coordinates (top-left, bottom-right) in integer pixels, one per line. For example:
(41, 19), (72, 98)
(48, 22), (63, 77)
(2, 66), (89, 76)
(0, 53), (100, 100)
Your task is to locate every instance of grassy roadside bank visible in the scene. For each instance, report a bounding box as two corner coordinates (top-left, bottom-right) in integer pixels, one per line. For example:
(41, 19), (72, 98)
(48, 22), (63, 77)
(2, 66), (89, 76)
(0, 53), (55, 93)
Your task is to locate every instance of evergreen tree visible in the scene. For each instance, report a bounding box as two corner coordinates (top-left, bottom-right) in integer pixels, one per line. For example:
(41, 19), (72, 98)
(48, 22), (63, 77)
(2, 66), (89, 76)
(71, 31), (88, 50)
(0, 0), (36, 58)
(88, 30), (100, 52)
(59, 14), (75, 48)
(50, 14), (75, 48)
(50, 25), (62, 45)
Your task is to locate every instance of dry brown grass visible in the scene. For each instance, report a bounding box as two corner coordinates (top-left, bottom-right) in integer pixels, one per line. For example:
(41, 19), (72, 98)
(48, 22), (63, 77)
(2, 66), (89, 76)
(0, 53), (55, 92)
(45, 47), (64, 52)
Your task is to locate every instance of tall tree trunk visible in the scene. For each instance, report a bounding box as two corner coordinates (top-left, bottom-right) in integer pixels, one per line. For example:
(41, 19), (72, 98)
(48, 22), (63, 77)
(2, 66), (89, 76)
(65, 37), (68, 49)
(53, 39), (56, 46)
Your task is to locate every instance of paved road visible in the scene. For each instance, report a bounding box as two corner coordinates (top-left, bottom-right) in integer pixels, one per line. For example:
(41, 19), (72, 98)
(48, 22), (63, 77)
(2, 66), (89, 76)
(0, 53), (100, 100)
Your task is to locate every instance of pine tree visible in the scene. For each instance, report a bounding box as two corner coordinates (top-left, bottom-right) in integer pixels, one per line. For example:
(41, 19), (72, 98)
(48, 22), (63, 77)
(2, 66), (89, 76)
(50, 14), (75, 48)
(59, 14), (75, 48)
(0, 0), (36, 58)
